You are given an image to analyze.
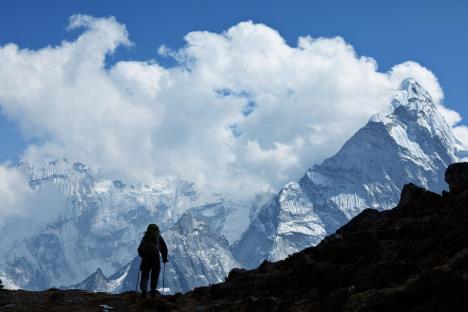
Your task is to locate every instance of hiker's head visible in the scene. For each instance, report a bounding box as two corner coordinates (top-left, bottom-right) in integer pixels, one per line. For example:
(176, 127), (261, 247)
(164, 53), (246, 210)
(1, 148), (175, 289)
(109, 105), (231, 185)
(146, 224), (159, 235)
(147, 224), (159, 232)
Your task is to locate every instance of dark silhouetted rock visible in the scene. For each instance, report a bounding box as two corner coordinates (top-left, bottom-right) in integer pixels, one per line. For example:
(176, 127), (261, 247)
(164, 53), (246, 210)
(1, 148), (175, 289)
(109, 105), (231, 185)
(226, 268), (247, 281)
(336, 208), (382, 236)
(445, 162), (468, 193)
(397, 182), (442, 210)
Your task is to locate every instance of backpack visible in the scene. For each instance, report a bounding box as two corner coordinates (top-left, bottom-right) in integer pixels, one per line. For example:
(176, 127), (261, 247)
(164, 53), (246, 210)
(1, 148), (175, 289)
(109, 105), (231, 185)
(138, 225), (160, 258)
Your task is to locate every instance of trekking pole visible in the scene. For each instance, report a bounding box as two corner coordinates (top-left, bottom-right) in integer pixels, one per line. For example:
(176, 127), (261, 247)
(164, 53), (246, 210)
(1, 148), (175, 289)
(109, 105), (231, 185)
(135, 269), (140, 292)
(162, 262), (166, 295)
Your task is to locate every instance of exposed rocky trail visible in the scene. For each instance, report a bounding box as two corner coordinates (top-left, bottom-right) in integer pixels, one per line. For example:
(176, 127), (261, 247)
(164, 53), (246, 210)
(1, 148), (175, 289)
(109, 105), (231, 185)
(2, 163), (468, 311)
(0, 289), (193, 312)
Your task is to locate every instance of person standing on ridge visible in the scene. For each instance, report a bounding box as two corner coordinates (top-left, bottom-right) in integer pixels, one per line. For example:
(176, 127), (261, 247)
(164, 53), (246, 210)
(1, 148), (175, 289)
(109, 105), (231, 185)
(138, 223), (168, 298)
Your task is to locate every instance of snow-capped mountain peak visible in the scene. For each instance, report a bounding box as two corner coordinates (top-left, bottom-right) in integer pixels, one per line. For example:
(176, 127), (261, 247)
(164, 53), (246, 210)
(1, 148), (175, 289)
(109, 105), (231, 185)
(399, 77), (433, 103)
(369, 77), (461, 169)
(372, 78), (436, 123)
(234, 78), (463, 269)
(372, 78), (438, 124)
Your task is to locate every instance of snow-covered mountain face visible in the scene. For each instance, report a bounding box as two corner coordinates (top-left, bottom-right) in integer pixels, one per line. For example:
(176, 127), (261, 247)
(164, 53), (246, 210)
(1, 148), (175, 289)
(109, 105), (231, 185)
(68, 267), (126, 293)
(118, 211), (240, 294)
(67, 210), (241, 294)
(0, 158), (248, 291)
(234, 78), (467, 269)
(64, 196), (271, 294)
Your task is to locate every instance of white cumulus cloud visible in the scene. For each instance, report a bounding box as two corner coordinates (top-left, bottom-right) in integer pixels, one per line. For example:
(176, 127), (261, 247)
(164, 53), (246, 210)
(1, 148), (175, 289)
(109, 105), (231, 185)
(0, 15), (465, 202)
(453, 126), (468, 149)
(0, 165), (66, 221)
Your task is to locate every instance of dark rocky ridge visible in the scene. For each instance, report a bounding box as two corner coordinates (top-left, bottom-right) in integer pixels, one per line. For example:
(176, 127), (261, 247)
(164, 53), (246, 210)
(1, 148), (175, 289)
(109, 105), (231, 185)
(1, 163), (468, 311)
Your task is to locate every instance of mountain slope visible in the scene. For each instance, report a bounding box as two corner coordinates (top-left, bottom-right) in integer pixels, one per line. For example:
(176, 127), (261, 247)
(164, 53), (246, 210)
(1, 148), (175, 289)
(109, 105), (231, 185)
(0, 158), (220, 291)
(234, 78), (466, 268)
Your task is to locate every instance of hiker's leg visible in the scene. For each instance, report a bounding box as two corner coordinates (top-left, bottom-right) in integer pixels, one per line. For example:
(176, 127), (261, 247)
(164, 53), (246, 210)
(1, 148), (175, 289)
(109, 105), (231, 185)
(150, 263), (160, 292)
(140, 266), (150, 292)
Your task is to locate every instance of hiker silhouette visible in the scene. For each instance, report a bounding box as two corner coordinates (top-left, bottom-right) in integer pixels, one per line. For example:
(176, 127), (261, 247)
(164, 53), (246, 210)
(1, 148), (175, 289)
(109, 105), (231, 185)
(137, 224), (168, 298)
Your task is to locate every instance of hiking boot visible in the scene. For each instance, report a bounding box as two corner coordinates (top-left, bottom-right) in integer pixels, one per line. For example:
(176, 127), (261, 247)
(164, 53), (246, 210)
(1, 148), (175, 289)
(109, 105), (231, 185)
(141, 290), (147, 299)
(150, 290), (160, 298)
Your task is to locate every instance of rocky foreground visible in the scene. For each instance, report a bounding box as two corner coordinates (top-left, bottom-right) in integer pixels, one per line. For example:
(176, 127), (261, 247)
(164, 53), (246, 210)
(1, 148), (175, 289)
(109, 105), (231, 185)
(2, 163), (468, 311)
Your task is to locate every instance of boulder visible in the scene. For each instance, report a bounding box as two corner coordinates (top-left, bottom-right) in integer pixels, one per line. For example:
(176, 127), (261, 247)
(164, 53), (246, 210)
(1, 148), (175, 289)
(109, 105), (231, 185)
(445, 162), (468, 194)
(226, 268), (247, 281)
(398, 183), (429, 208)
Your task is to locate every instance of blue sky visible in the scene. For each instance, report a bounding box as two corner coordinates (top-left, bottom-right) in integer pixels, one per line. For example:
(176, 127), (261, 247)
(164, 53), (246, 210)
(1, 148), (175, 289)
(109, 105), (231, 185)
(0, 0), (467, 167)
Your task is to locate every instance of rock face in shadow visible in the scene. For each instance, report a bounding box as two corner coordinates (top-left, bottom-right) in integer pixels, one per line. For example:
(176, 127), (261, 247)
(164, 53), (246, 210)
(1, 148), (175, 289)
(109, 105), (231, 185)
(2, 163), (468, 311)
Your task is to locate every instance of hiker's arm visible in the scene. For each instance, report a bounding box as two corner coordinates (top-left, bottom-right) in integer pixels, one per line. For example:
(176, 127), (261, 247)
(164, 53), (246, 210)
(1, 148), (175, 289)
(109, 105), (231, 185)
(159, 236), (168, 262)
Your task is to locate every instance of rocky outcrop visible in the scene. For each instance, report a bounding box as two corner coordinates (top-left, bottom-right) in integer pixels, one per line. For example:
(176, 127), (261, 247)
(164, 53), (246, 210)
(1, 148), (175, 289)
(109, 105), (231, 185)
(445, 162), (468, 194)
(397, 182), (442, 210)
